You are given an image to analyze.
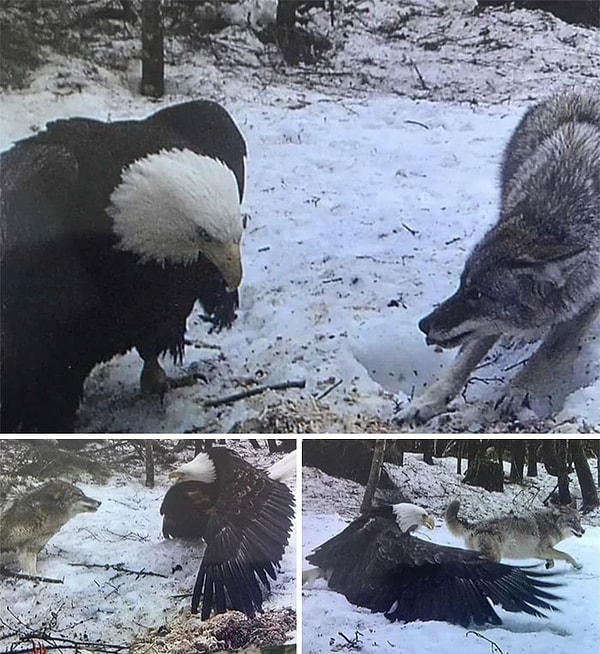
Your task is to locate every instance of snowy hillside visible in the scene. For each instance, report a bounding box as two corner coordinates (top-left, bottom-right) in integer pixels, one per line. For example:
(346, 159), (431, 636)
(302, 451), (600, 654)
(0, 0), (599, 433)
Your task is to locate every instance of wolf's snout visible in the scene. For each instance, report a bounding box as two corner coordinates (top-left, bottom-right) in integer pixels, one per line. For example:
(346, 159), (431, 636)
(83, 498), (101, 512)
(418, 313), (433, 336)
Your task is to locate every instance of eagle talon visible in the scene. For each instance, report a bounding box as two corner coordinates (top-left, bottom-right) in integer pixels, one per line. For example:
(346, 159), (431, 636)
(140, 359), (169, 401)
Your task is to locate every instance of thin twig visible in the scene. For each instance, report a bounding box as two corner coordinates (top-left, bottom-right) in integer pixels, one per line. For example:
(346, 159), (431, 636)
(411, 60), (429, 90)
(502, 357), (530, 372)
(204, 380), (306, 408)
(316, 378), (343, 401)
(466, 630), (505, 654)
(290, 69), (355, 77)
(404, 119), (429, 129)
(68, 562), (168, 578)
(0, 567), (63, 585)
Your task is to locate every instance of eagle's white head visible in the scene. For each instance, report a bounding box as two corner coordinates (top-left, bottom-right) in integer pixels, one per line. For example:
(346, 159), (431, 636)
(392, 503), (435, 533)
(108, 148), (243, 290)
(169, 451), (217, 484)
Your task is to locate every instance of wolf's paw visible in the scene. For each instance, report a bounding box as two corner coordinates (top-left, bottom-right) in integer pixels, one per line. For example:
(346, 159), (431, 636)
(394, 394), (452, 426)
(573, 560), (583, 570)
(494, 386), (533, 420)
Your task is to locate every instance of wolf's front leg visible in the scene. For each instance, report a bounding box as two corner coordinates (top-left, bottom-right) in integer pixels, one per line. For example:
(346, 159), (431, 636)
(542, 548), (582, 570)
(17, 548), (38, 576)
(396, 335), (498, 425)
(496, 300), (600, 418)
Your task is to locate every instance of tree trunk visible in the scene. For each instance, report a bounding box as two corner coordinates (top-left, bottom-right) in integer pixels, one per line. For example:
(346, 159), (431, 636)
(555, 440), (571, 504)
(456, 439), (464, 475)
(463, 441), (503, 492)
(527, 440), (538, 477)
(434, 439), (448, 457)
(543, 440), (571, 504)
(467, 440), (479, 470)
(144, 439), (155, 488)
(395, 439), (405, 466)
(496, 439), (504, 473)
(275, 1), (298, 64)
(509, 440), (526, 483)
(361, 439), (386, 514)
(570, 440), (599, 510)
(141, 0), (164, 97)
(422, 439), (434, 465)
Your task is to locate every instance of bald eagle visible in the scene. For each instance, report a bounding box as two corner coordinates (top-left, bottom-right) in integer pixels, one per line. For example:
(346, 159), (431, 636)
(305, 503), (560, 627)
(0, 100), (246, 433)
(160, 447), (295, 619)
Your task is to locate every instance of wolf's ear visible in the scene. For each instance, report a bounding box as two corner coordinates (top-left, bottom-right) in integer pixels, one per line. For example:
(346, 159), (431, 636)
(512, 241), (587, 287)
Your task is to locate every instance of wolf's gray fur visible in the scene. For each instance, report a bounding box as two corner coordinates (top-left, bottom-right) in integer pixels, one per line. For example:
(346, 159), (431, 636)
(445, 500), (585, 569)
(0, 480), (101, 574)
(400, 91), (600, 424)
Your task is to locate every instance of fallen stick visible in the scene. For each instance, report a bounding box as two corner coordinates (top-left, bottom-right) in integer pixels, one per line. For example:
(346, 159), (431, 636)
(411, 59), (429, 90)
(404, 119), (429, 130)
(204, 380), (306, 408)
(316, 378), (343, 401)
(0, 566), (63, 584)
(68, 562), (168, 578)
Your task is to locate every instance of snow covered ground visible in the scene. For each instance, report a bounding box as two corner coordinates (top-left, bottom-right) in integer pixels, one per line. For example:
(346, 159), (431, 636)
(0, 1), (599, 432)
(302, 451), (600, 654)
(0, 439), (297, 651)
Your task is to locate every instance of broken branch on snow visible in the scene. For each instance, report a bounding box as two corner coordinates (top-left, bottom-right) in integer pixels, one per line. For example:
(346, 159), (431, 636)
(0, 566), (63, 584)
(204, 380), (306, 408)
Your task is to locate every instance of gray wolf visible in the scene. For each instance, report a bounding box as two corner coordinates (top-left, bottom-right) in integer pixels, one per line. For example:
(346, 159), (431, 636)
(399, 91), (600, 424)
(445, 499), (585, 569)
(0, 480), (101, 574)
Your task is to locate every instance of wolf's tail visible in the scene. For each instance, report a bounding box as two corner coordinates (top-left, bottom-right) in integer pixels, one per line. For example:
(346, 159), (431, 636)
(445, 500), (472, 538)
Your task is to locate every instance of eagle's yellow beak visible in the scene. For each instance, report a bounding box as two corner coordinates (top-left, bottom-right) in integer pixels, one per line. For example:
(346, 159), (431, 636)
(169, 469), (183, 481)
(203, 241), (243, 291)
(423, 514), (435, 530)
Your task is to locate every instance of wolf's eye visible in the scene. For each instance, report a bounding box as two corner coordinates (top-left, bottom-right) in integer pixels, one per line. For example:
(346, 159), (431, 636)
(465, 287), (483, 302)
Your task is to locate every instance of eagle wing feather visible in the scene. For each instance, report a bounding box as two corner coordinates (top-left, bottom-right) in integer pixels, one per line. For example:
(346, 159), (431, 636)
(307, 511), (560, 627)
(161, 448), (294, 620)
(191, 452), (294, 619)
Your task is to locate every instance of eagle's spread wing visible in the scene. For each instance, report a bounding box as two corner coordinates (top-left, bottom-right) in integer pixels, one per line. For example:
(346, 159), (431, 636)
(308, 514), (560, 626)
(161, 448), (294, 620)
(191, 453), (294, 619)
